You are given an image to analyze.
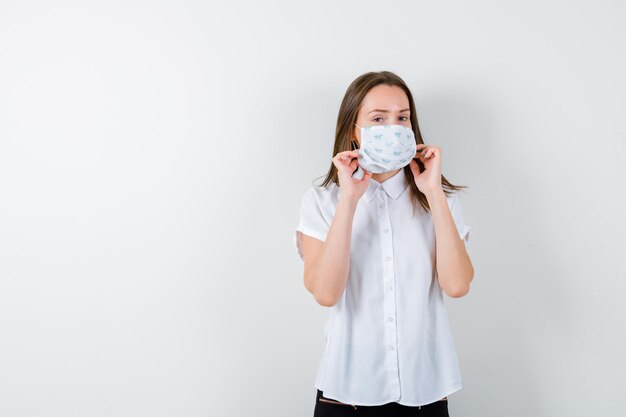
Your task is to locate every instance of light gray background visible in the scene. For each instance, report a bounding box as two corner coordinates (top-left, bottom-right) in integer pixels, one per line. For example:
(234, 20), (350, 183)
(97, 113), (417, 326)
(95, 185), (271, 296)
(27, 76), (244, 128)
(1, 1), (624, 416)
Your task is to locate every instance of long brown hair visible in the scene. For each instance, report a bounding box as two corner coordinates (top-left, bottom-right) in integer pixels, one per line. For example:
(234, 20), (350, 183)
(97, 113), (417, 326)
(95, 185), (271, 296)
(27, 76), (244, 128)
(315, 71), (467, 215)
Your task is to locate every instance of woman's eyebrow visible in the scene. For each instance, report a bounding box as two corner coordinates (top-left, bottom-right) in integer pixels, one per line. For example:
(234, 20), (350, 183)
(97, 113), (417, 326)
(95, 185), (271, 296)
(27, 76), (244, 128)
(368, 108), (410, 114)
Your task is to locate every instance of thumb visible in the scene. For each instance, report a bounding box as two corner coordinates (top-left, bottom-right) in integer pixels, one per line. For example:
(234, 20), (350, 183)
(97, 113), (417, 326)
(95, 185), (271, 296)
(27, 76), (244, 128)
(410, 159), (421, 174)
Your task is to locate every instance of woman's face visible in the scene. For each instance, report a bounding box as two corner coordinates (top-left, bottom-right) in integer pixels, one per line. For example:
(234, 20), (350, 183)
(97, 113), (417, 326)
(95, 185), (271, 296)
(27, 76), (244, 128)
(353, 84), (412, 148)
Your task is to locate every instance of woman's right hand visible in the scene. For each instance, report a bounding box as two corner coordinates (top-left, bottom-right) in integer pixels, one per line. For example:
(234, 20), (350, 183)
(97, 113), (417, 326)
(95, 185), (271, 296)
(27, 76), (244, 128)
(332, 150), (372, 201)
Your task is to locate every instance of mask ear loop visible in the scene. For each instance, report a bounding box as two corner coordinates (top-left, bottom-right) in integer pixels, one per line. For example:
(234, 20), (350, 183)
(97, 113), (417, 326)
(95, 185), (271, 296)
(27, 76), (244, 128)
(352, 122), (361, 150)
(351, 123), (364, 179)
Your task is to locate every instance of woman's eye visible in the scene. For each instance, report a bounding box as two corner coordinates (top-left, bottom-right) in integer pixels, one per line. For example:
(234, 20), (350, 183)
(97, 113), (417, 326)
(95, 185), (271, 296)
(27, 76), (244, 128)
(399, 116), (409, 121)
(372, 116), (384, 122)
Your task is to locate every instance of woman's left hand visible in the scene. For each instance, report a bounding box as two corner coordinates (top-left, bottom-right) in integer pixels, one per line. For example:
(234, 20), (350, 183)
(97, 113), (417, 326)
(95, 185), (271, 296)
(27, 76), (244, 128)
(409, 144), (443, 196)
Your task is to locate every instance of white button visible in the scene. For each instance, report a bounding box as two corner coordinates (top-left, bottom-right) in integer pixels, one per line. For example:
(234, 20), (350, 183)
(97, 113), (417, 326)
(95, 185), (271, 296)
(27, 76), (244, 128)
(384, 228), (389, 233)
(385, 256), (392, 262)
(379, 203), (384, 208)
(388, 345), (395, 351)
(388, 285), (394, 291)
(387, 317), (394, 322)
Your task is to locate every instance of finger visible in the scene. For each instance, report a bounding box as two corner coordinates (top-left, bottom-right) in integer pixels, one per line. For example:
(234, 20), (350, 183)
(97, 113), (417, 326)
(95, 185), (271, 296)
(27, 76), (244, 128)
(338, 150), (359, 158)
(422, 146), (436, 159)
(332, 156), (352, 171)
(417, 145), (428, 157)
(336, 152), (358, 163)
(425, 148), (437, 159)
(335, 155), (361, 174)
(409, 159), (421, 174)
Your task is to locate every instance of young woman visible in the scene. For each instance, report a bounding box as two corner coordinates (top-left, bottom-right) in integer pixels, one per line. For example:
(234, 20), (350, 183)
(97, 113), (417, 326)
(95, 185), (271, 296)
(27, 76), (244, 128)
(294, 71), (473, 416)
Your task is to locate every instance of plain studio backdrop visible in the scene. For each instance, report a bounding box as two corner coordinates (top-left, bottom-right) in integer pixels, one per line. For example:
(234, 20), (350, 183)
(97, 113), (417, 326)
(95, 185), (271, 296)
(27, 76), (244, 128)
(1, 1), (625, 416)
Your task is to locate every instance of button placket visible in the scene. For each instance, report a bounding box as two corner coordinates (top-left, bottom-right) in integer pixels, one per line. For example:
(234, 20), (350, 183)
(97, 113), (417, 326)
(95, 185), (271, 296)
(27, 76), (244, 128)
(379, 190), (400, 398)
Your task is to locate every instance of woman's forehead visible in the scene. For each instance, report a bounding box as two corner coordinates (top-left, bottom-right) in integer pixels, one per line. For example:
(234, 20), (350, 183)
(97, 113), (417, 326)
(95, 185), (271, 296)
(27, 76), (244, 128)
(361, 85), (409, 112)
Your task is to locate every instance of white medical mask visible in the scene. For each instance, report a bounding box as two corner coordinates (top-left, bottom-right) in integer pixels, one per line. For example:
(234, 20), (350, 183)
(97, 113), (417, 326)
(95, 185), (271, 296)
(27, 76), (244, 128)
(353, 123), (417, 175)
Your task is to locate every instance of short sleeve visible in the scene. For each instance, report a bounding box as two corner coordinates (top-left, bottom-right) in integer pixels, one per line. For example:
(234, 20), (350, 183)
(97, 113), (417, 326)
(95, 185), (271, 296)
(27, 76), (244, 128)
(448, 191), (472, 243)
(293, 188), (330, 261)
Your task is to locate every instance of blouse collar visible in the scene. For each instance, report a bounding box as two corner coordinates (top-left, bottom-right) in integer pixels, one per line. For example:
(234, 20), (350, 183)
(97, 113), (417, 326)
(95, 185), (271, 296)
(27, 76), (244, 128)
(363, 169), (410, 203)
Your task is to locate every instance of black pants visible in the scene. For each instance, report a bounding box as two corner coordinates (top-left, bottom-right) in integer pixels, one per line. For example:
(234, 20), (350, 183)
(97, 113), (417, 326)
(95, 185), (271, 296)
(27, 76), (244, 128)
(313, 389), (450, 417)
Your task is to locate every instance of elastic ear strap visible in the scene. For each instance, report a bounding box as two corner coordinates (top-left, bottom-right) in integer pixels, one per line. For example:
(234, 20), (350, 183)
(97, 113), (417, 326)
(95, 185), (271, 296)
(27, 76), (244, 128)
(352, 123), (361, 149)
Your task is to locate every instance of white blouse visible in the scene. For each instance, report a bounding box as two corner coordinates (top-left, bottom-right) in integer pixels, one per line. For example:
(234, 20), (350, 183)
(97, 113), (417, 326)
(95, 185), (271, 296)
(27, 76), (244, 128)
(293, 168), (471, 407)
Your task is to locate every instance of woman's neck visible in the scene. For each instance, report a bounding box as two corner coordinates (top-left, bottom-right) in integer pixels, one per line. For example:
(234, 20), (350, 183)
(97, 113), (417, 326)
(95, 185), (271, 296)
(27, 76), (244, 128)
(371, 169), (402, 183)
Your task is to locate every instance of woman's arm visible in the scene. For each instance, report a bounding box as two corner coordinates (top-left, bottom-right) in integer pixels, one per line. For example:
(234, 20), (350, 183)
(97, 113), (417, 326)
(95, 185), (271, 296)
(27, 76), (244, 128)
(300, 195), (358, 307)
(426, 188), (474, 298)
